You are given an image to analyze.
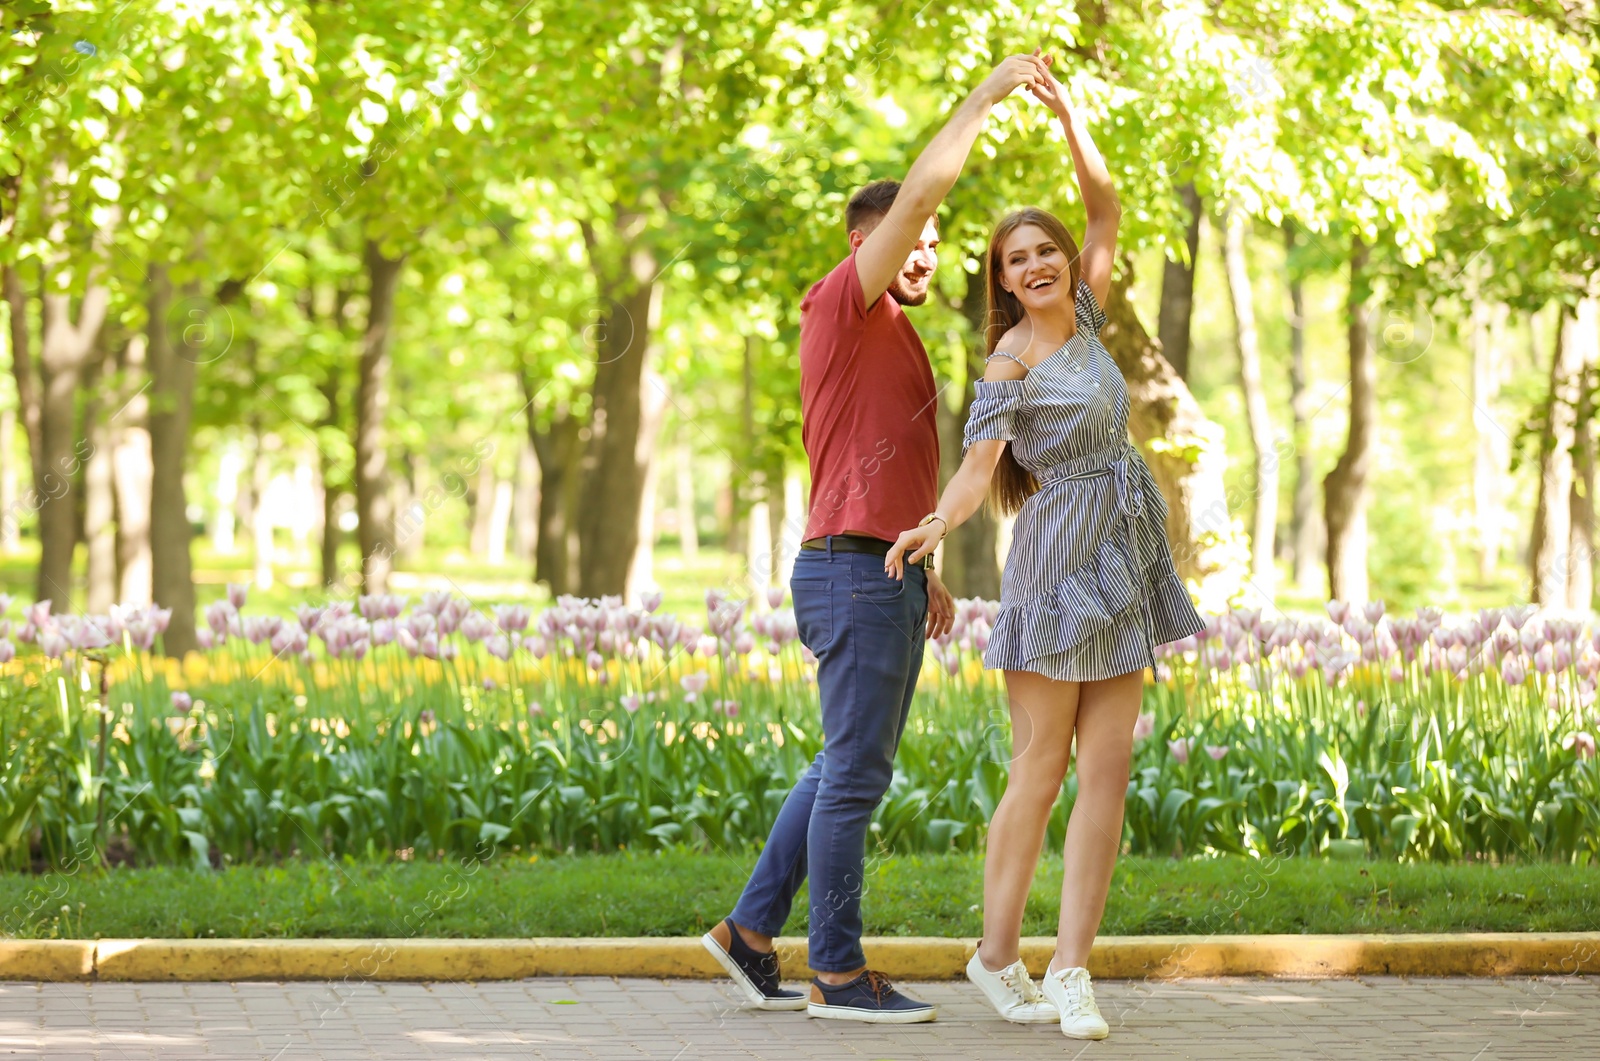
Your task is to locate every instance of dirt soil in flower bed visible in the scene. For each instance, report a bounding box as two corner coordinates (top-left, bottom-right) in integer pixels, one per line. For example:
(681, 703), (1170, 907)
(3, 851), (1596, 940)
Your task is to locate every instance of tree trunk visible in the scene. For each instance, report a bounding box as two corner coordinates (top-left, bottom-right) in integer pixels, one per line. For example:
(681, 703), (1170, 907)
(394, 452), (426, 563)
(674, 439), (698, 560)
(1323, 236), (1375, 604)
(0, 404), (16, 553)
(1285, 225), (1321, 590)
(1221, 204), (1277, 602)
(148, 267), (197, 657)
(627, 365), (670, 597)
(1099, 270), (1233, 586)
(3, 266), (44, 505)
(469, 457), (495, 558)
(526, 382), (582, 594)
(112, 332), (153, 606)
(1568, 297), (1600, 611)
(1470, 297), (1511, 582)
(514, 439), (539, 563)
(212, 443), (240, 554)
(355, 239), (405, 593)
(938, 259), (1002, 599)
(487, 475), (514, 566)
(575, 232), (661, 597)
(35, 157), (114, 611)
(1532, 299), (1597, 608)
(1157, 181), (1202, 381)
(317, 365), (341, 589)
(777, 465), (803, 588)
(83, 336), (117, 614)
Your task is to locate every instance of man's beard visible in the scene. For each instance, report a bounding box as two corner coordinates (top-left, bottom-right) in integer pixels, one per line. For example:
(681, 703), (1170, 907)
(889, 275), (931, 307)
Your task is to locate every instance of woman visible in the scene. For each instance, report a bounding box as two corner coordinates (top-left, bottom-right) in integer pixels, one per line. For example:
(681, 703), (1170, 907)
(884, 56), (1205, 1041)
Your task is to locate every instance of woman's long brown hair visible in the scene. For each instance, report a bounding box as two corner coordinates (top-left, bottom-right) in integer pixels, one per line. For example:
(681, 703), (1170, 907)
(982, 207), (1083, 515)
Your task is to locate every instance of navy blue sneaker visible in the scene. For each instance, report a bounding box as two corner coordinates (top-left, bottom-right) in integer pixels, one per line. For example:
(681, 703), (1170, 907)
(701, 918), (808, 1010)
(808, 969), (937, 1023)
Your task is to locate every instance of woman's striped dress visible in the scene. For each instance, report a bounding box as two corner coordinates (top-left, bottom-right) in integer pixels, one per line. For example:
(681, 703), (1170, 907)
(962, 278), (1206, 682)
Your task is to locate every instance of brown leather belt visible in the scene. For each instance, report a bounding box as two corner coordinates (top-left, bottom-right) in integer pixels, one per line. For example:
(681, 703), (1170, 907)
(800, 535), (933, 569)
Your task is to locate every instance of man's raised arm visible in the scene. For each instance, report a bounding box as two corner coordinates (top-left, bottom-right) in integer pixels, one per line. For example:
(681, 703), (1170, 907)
(855, 53), (1050, 310)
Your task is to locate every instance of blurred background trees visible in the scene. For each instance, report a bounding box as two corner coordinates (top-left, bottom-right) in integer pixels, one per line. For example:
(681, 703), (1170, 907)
(1, 0), (1596, 651)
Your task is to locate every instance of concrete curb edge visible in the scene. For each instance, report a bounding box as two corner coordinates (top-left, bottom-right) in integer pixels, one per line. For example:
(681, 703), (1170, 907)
(3, 934), (1598, 982)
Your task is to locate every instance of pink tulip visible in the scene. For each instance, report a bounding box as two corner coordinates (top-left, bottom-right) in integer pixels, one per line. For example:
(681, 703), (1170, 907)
(171, 690), (192, 713)
(0, 639), (12, 664)
(680, 672), (710, 702)
(1388, 664), (1404, 682)
(586, 650), (604, 672)
(719, 699), (740, 719)
(493, 604), (531, 631)
(621, 694), (641, 713)
(0, 594), (9, 616)
(733, 632), (755, 655)
(485, 635), (513, 661)
(1167, 737), (1195, 764)
(1205, 744), (1228, 761)
(459, 612), (496, 643)
(39, 632), (67, 658)
(1326, 600), (1350, 625)
(205, 601), (236, 636)
(24, 601), (52, 631)
(1532, 645), (1554, 675)
(1504, 605), (1537, 631)
(226, 582), (249, 609)
(523, 634), (548, 658)
(1565, 731), (1597, 759)
(1132, 713), (1155, 741)
(639, 590), (663, 613)
(196, 627), (218, 650)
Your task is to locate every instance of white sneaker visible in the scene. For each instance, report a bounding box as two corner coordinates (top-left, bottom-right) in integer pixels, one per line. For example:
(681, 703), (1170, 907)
(1040, 965), (1109, 1040)
(965, 949), (1058, 1024)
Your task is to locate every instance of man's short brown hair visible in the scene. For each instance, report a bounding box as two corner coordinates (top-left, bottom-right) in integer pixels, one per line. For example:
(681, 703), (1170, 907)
(845, 179), (901, 235)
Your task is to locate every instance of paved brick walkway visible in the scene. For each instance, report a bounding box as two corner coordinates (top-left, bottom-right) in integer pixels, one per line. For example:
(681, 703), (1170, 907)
(0, 976), (1595, 1060)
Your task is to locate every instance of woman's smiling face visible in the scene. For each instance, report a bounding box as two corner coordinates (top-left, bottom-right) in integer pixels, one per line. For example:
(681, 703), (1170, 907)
(998, 223), (1069, 310)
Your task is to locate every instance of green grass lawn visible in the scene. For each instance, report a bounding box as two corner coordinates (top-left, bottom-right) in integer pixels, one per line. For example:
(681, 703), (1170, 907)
(4, 852), (1595, 940)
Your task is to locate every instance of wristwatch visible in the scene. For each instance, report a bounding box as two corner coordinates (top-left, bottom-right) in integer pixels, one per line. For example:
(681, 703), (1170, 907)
(918, 512), (948, 539)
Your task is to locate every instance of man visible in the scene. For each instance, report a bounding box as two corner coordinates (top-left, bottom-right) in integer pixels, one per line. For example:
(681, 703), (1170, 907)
(702, 52), (1052, 1023)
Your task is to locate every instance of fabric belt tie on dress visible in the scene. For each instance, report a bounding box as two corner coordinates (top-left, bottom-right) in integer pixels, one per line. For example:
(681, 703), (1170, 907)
(1035, 443), (1159, 670)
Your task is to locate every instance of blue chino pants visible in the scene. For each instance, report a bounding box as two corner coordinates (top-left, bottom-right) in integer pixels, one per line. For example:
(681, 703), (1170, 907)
(729, 540), (928, 972)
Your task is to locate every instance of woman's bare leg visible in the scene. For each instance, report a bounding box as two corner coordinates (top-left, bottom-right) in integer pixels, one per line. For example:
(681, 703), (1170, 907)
(1051, 667), (1144, 971)
(975, 669), (1079, 971)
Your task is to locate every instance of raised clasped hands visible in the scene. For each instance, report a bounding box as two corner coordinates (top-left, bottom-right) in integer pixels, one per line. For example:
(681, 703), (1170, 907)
(980, 50), (1052, 105)
(1026, 50), (1072, 119)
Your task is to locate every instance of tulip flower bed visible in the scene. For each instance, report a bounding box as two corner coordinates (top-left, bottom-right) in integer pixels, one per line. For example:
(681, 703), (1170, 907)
(0, 588), (1596, 872)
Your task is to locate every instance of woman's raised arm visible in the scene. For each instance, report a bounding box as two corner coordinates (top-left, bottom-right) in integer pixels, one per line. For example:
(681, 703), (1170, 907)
(1030, 56), (1120, 310)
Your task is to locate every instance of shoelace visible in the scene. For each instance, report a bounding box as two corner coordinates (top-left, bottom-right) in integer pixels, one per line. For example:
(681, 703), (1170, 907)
(1054, 968), (1103, 1017)
(999, 965), (1045, 1004)
(863, 970), (896, 1004)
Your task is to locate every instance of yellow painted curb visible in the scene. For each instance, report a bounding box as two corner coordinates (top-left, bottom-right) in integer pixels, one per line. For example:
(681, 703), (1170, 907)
(2, 934), (1596, 982)
(0, 940), (93, 981)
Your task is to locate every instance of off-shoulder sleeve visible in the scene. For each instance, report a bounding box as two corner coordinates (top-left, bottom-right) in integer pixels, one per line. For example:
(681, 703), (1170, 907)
(962, 379), (1027, 455)
(1074, 278), (1107, 335)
